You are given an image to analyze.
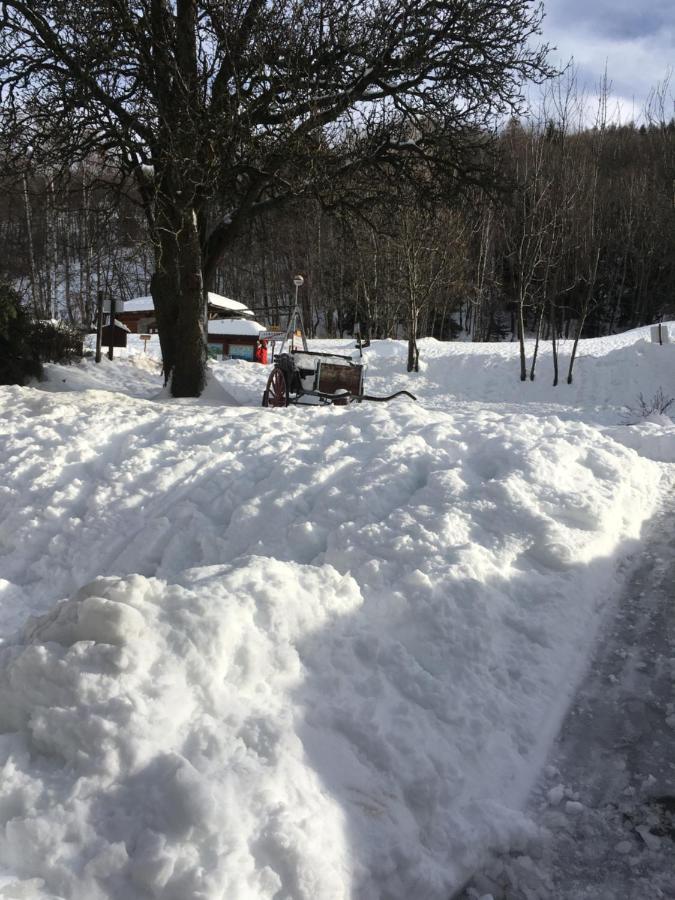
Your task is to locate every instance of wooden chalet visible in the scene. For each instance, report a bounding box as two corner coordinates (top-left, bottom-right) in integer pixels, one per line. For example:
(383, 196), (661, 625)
(206, 318), (266, 360)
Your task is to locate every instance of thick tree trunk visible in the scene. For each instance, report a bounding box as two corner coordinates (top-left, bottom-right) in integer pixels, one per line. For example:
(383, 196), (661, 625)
(173, 209), (206, 396)
(151, 207), (207, 396)
(151, 229), (180, 385)
(81, 174), (92, 324)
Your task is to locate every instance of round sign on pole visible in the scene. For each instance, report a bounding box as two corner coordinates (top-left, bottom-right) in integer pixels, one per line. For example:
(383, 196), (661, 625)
(291, 276), (305, 352)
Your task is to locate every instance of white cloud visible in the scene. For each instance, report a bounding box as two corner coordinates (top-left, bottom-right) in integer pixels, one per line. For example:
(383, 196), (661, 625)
(539, 0), (674, 120)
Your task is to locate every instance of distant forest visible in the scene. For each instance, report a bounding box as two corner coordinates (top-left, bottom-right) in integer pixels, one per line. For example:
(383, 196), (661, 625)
(1, 96), (673, 345)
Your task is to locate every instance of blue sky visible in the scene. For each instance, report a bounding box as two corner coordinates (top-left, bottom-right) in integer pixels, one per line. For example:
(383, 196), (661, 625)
(538, 0), (674, 121)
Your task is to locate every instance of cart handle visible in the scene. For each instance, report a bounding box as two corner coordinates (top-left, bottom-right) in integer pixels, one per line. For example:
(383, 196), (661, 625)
(358, 390), (417, 402)
(305, 388), (417, 403)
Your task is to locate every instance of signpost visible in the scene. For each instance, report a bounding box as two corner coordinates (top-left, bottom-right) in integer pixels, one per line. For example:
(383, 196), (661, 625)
(275, 276), (309, 356)
(651, 323), (670, 345)
(258, 330), (285, 341)
(95, 290), (104, 363)
(256, 330), (285, 364)
(290, 275), (308, 352)
(107, 295), (116, 360)
(140, 334), (151, 353)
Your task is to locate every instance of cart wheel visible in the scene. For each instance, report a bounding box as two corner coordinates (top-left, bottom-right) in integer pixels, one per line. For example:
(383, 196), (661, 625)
(330, 389), (352, 406)
(262, 368), (289, 407)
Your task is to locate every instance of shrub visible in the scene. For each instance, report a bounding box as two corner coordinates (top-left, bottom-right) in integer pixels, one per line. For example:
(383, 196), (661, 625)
(0, 286), (84, 385)
(0, 284), (43, 385)
(623, 388), (675, 424)
(30, 318), (84, 364)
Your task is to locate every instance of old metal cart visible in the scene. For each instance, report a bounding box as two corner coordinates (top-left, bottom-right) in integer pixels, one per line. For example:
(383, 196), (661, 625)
(261, 348), (416, 407)
(261, 296), (415, 407)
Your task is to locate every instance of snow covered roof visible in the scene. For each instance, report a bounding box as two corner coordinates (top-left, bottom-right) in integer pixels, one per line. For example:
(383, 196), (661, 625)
(115, 296), (154, 312)
(207, 318), (265, 336)
(105, 318), (131, 332)
(207, 293), (252, 315)
(110, 293), (253, 316)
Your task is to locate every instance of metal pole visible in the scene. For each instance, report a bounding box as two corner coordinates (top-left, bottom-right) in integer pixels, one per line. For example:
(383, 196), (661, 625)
(95, 290), (103, 363)
(292, 281), (299, 352)
(107, 294), (116, 360)
(292, 275), (308, 352)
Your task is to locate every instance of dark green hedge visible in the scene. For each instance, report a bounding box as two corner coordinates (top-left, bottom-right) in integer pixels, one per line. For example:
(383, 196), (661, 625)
(0, 284), (83, 385)
(0, 284), (43, 385)
(30, 318), (84, 365)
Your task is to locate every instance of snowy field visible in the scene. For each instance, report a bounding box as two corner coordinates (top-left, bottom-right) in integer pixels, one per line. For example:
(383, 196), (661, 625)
(0, 327), (674, 899)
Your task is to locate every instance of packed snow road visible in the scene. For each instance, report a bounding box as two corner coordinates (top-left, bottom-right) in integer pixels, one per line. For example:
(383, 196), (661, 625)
(460, 486), (675, 899)
(0, 328), (673, 899)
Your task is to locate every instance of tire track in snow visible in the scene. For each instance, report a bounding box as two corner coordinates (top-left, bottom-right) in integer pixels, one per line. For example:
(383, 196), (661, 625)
(459, 478), (675, 899)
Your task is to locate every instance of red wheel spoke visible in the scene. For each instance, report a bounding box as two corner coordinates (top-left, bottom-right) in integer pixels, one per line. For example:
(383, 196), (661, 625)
(263, 368), (288, 407)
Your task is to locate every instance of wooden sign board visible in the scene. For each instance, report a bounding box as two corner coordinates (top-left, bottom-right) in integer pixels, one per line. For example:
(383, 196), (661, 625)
(140, 333), (151, 353)
(258, 330), (285, 341)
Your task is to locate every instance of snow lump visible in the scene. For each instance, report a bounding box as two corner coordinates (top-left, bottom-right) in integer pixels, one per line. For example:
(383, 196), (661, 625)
(0, 562), (360, 900)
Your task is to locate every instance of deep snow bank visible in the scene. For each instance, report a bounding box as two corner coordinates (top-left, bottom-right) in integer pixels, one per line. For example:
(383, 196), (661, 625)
(0, 392), (663, 899)
(0, 563), (358, 900)
(351, 331), (675, 422)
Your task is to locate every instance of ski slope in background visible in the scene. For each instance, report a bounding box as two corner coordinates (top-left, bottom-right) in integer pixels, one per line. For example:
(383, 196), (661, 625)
(0, 327), (673, 899)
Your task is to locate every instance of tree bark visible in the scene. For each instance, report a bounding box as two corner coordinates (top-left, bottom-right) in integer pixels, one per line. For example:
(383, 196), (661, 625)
(529, 302), (545, 380)
(407, 306), (419, 372)
(547, 296), (560, 386)
(566, 311), (588, 385)
(174, 208), (207, 396)
(150, 206), (207, 396)
(22, 173), (40, 316)
(517, 295), (527, 381)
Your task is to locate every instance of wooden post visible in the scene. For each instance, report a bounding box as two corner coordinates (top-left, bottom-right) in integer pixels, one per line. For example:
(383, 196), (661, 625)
(95, 290), (103, 363)
(107, 295), (116, 360)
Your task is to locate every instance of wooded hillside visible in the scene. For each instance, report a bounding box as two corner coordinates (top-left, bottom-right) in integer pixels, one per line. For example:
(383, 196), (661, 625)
(2, 111), (673, 344)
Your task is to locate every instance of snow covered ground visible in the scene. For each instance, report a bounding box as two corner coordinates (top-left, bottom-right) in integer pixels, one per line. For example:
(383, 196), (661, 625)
(461, 495), (675, 900)
(0, 326), (673, 900)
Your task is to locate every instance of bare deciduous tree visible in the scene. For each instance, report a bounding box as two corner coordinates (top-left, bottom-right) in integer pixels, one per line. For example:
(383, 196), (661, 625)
(0, 0), (551, 395)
